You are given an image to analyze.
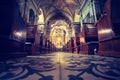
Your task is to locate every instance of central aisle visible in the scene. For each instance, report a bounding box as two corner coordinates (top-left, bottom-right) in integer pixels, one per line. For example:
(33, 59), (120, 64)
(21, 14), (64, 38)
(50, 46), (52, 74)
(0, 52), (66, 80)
(0, 52), (120, 80)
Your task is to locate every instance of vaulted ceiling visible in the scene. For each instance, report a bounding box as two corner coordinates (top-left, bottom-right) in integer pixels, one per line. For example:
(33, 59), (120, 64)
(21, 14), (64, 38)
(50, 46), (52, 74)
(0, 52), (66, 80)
(34, 0), (84, 48)
(34, 0), (84, 22)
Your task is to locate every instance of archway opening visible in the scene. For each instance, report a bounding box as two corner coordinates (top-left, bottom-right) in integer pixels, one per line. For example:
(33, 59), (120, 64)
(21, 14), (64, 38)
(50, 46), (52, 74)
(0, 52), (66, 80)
(50, 20), (70, 49)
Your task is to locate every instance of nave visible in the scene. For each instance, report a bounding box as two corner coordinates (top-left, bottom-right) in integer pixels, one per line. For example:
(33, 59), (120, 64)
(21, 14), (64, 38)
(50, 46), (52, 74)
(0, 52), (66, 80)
(0, 52), (120, 80)
(0, 0), (120, 80)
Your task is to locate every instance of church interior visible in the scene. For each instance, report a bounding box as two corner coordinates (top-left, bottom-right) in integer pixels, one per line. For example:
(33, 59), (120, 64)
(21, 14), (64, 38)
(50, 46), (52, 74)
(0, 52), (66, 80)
(0, 0), (120, 80)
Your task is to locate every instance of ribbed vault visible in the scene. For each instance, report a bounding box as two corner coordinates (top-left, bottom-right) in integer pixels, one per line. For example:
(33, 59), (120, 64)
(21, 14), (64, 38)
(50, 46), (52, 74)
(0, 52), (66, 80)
(34, 0), (84, 48)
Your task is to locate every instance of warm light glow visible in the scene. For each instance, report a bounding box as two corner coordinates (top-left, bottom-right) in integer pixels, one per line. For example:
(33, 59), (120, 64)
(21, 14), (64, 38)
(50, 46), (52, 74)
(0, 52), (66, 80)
(66, 0), (75, 3)
(37, 25), (44, 33)
(50, 20), (70, 49)
(87, 25), (95, 28)
(57, 37), (61, 41)
(80, 37), (85, 43)
(99, 29), (112, 34)
(55, 52), (66, 64)
(74, 10), (80, 22)
(15, 32), (22, 37)
(37, 8), (44, 24)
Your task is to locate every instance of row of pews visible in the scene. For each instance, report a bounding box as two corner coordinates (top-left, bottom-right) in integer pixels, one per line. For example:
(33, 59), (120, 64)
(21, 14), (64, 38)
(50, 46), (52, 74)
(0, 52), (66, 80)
(63, 0), (120, 57)
(63, 23), (98, 55)
(96, 0), (120, 57)
(0, 0), (27, 53)
(26, 28), (57, 54)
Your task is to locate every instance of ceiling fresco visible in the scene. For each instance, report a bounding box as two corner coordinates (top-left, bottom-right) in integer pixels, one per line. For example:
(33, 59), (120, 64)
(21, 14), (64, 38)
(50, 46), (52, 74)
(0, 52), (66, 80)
(34, 0), (83, 22)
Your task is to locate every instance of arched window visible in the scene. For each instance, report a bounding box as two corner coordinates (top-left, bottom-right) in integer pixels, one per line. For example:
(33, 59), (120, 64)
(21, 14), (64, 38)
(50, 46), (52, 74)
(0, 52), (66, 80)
(29, 9), (35, 24)
(74, 10), (80, 22)
(38, 8), (44, 24)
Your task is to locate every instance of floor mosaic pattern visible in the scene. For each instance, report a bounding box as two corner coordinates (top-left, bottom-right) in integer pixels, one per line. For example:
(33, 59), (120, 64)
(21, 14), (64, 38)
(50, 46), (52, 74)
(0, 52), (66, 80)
(0, 52), (120, 80)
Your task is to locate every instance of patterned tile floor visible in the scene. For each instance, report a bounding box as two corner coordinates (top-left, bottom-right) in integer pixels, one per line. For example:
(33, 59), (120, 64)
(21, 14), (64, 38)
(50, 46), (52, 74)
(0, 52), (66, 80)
(0, 52), (120, 80)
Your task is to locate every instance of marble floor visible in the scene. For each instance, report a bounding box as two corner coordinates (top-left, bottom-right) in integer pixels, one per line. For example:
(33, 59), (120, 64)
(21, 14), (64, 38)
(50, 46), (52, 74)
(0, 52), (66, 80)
(0, 52), (120, 80)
